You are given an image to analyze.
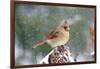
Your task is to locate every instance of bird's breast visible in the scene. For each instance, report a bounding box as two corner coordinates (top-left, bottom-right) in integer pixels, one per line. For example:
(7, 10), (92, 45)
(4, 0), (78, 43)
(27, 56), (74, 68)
(46, 32), (69, 48)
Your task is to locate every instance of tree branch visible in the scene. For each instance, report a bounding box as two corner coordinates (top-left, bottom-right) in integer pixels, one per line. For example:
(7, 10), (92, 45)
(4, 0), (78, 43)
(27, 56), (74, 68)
(40, 45), (74, 64)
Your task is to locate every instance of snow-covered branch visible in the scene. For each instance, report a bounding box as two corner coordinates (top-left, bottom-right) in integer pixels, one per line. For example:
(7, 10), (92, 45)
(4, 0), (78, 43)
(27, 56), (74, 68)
(40, 45), (74, 64)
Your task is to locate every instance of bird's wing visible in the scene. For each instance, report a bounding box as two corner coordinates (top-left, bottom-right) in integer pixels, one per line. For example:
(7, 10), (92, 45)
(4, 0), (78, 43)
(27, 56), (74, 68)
(47, 31), (58, 39)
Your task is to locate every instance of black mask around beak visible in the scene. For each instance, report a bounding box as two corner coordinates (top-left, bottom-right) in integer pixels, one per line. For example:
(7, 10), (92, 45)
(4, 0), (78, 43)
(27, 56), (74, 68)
(63, 26), (70, 31)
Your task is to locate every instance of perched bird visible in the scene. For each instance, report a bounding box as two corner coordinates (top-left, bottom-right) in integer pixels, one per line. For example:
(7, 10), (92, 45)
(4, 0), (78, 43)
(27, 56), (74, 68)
(32, 20), (70, 48)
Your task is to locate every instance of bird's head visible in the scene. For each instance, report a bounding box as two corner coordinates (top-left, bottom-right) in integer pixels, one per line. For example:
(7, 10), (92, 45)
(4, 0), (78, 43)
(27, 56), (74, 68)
(60, 20), (70, 31)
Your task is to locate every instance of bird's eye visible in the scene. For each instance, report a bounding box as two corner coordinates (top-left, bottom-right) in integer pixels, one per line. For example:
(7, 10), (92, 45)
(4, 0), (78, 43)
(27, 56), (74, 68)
(64, 26), (67, 30)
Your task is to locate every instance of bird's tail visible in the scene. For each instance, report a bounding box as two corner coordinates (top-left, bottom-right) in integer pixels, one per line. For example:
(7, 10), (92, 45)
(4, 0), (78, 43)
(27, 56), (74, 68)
(32, 39), (47, 48)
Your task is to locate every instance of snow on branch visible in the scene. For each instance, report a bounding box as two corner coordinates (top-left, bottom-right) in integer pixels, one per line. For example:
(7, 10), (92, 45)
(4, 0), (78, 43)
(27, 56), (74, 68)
(40, 45), (74, 64)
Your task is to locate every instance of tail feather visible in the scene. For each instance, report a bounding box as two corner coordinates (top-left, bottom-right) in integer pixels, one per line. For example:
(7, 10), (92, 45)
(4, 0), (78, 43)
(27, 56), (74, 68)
(32, 40), (46, 48)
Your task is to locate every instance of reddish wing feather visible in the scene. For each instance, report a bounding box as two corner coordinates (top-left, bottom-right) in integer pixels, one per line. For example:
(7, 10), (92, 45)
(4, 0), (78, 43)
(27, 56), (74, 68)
(47, 31), (58, 39)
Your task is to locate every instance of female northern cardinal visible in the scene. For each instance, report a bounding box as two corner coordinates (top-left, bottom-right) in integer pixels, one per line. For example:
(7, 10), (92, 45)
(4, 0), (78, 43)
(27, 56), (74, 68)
(32, 20), (70, 48)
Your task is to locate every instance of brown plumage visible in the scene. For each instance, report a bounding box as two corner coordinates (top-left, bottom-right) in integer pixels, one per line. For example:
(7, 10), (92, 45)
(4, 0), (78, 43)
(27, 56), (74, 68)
(32, 20), (70, 48)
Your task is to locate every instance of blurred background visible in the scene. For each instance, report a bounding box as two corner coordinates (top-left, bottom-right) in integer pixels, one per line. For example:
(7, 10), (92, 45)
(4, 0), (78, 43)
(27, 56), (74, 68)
(15, 3), (95, 65)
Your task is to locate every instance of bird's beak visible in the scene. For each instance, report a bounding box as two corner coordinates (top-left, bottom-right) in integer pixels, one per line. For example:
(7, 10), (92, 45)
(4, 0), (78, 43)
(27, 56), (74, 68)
(64, 26), (70, 31)
(67, 27), (70, 31)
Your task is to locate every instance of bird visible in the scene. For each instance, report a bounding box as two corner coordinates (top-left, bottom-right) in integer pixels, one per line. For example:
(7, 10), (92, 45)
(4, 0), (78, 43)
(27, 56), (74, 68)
(32, 20), (70, 48)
